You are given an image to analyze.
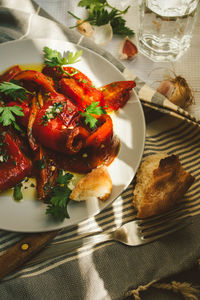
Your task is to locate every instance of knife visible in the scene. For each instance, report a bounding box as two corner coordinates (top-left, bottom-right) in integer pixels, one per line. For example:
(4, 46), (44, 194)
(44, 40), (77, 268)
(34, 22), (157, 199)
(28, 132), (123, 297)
(0, 230), (60, 280)
(25, 231), (106, 267)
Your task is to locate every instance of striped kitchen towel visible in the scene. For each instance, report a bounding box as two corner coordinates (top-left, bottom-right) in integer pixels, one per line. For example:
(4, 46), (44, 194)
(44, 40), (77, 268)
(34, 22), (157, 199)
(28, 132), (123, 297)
(0, 2), (200, 286)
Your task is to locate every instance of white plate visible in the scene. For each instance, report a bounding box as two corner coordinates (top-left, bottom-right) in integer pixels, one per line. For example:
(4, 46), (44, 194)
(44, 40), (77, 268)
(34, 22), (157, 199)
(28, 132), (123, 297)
(0, 38), (145, 232)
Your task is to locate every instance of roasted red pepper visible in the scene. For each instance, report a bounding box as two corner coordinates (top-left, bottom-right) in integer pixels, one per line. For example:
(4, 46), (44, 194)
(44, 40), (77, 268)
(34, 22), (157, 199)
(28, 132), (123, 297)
(27, 95), (39, 151)
(14, 70), (66, 102)
(0, 128), (32, 191)
(34, 146), (58, 201)
(100, 80), (136, 111)
(85, 114), (113, 148)
(63, 66), (93, 86)
(42, 66), (93, 86)
(32, 100), (90, 154)
(0, 65), (21, 83)
(60, 77), (104, 109)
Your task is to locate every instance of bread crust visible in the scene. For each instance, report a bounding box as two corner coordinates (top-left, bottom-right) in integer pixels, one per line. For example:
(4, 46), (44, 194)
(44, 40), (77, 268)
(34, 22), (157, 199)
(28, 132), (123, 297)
(133, 154), (195, 218)
(70, 165), (112, 202)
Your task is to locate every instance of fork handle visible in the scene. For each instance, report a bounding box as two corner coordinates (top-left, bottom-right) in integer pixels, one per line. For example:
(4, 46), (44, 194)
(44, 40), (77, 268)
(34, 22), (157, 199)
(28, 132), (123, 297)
(26, 232), (112, 266)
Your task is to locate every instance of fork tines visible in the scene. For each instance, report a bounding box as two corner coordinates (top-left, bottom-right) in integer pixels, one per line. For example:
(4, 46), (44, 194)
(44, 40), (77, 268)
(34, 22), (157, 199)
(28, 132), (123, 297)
(135, 201), (198, 241)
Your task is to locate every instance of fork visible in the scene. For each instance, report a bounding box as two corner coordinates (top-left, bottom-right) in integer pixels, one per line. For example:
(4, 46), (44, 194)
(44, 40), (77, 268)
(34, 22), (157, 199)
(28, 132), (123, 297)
(25, 207), (193, 266)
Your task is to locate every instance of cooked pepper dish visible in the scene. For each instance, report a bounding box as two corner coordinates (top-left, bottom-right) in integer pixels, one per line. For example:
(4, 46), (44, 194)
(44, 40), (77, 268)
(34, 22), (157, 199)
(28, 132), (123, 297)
(0, 47), (135, 220)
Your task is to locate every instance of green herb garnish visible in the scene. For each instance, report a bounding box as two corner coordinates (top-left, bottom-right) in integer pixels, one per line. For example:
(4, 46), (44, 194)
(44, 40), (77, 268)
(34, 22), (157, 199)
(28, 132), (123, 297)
(0, 105), (24, 130)
(43, 46), (82, 76)
(41, 102), (65, 125)
(13, 183), (23, 201)
(46, 171), (73, 221)
(0, 81), (30, 101)
(80, 101), (106, 129)
(68, 0), (134, 37)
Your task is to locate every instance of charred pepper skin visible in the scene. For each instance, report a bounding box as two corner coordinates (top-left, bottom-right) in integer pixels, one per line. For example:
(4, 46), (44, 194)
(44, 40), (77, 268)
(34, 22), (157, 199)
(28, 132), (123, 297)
(0, 128), (32, 191)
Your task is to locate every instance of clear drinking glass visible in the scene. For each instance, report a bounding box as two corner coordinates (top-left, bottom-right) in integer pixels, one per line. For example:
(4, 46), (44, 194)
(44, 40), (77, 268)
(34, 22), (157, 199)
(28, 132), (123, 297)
(138, 0), (199, 62)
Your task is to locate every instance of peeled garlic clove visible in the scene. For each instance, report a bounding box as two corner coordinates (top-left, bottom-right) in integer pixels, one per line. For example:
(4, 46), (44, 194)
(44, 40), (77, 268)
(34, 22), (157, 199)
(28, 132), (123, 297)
(77, 20), (94, 37)
(157, 80), (175, 99)
(92, 23), (113, 46)
(120, 37), (138, 60)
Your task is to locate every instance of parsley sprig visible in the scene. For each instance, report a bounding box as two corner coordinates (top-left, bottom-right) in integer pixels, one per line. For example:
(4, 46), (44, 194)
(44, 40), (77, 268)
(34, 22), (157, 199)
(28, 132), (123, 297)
(0, 81), (30, 130)
(80, 101), (106, 129)
(41, 102), (65, 126)
(68, 0), (134, 37)
(46, 170), (73, 221)
(43, 46), (82, 76)
(13, 183), (23, 201)
(0, 106), (24, 131)
(0, 81), (31, 101)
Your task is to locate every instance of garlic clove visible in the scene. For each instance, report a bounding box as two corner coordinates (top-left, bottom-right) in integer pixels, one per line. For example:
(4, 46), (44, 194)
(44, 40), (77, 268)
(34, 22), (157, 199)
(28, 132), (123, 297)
(77, 20), (94, 37)
(157, 80), (175, 99)
(92, 23), (113, 46)
(119, 37), (138, 60)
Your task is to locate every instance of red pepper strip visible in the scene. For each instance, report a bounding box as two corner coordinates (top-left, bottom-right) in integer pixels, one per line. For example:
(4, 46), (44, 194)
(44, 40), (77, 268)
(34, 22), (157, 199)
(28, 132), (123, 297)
(63, 66), (93, 86)
(34, 146), (58, 201)
(100, 81), (136, 111)
(37, 91), (44, 108)
(32, 100), (89, 154)
(33, 117), (90, 154)
(42, 65), (63, 81)
(0, 65), (21, 83)
(85, 114), (113, 148)
(27, 95), (39, 151)
(64, 126), (90, 154)
(42, 66), (93, 87)
(60, 78), (104, 109)
(14, 70), (66, 101)
(0, 128), (32, 191)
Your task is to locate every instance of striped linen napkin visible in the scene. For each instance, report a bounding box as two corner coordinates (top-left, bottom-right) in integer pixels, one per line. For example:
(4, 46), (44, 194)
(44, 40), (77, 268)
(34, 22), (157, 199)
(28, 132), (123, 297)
(0, 2), (200, 299)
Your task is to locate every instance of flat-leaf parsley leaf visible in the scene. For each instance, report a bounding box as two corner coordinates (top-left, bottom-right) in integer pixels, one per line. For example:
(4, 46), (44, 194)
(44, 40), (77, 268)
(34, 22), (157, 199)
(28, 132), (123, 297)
(43, 46), (82, 76)
(80, 101), (106, 129)
(46, 170), (73, 221)
(0, 81), (30, 101)
(13, 183), (23, 201)
(0, 105), (24, 130)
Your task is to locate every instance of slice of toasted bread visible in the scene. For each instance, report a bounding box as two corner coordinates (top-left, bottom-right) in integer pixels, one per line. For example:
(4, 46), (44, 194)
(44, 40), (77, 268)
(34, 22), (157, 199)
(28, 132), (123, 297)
(70, 166), (112, 202)
(133, 153), (195, 218)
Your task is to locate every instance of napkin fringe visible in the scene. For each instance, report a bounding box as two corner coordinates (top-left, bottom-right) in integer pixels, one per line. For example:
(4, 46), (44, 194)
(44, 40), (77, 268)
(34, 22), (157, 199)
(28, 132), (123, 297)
(126, 280), (156, 300)
(127, 280), (200, 300)
(141, 101), (200, 128)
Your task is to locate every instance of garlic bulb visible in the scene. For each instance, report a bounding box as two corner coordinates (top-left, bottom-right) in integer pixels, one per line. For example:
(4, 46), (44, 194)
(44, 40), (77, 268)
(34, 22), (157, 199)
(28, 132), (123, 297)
(157, 76), (194, 108)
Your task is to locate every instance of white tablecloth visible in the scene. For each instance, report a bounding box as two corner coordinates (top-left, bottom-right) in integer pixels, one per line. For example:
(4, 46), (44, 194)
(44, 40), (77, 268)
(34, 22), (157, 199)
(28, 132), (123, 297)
(33, 0), (200, 119)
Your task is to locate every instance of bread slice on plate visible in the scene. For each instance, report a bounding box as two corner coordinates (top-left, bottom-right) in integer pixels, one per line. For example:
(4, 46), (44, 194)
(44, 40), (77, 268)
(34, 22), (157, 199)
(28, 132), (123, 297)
(70, 165), (112, 202)
(133, 153), (195, 218)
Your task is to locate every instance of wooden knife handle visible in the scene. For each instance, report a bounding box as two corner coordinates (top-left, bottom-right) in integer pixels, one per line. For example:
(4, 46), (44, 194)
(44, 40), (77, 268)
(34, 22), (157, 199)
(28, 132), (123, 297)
(0, 230), (60, 280)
